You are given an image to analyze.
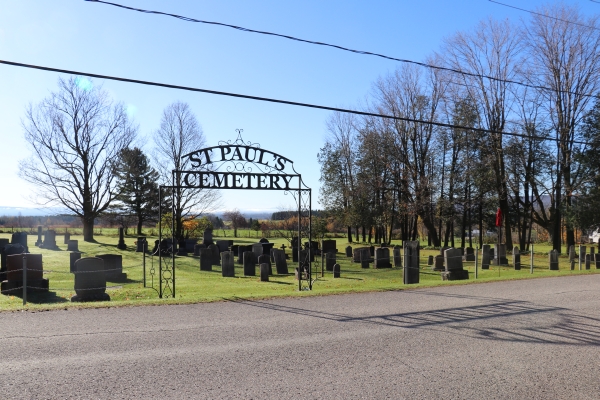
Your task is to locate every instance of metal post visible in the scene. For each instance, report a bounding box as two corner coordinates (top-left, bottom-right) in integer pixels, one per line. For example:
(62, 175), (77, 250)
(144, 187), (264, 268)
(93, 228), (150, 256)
(321, 239), (324, 278)
(22, 255), (27, 306)
(143, 242), (146, 288)
(579, 245), (582, 271)
(475, 246), (478, 279)
(298, 188), (301, 292)
(530, 243), (534, 274)
(159, 187), (162, 298)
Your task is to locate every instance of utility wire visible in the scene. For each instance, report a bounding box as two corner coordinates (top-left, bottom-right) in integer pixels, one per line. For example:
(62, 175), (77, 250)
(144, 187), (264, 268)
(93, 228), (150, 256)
(0, 58), (591, 146)
(489, 0), (600, 31)
(84, 0), (599, 100)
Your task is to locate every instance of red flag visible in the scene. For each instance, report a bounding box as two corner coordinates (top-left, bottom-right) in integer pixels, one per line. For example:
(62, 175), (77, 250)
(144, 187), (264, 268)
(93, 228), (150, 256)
(495, 208), (502, 227)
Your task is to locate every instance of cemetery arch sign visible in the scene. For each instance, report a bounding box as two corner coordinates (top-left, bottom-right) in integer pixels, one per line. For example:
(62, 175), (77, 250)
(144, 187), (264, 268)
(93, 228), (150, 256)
(157, 132), (314, 298)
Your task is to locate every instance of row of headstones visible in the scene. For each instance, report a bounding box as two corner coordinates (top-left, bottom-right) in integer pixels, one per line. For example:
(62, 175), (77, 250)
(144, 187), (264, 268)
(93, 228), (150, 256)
(29, 227), (81, 251)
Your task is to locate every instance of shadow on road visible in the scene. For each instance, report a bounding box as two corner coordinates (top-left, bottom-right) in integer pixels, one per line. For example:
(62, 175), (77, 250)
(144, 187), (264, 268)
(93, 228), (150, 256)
(224, 293), (600, 346)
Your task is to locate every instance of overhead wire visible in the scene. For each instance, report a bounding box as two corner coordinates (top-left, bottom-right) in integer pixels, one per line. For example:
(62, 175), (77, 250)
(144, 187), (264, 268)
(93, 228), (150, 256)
(84, 0), (600, 100)
(489, 0), (600, 31)
(0, 58), (591, 146)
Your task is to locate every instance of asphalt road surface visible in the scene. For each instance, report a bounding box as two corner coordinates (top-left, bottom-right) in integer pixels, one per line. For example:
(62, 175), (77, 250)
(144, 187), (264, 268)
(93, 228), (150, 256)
(1, 274), (599, 399)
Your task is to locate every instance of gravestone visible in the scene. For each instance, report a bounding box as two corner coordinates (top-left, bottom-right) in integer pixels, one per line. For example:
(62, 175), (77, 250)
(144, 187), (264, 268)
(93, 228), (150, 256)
(71, 257), (110, 302)
(203, 229), (213, 246)
(292, 246), (299, 263)
(260, 263), (269, 282)
(136, 237), (147, 253)
(95, 254), (127, 281)
(326, 251), (336, 272)
(185, 239), (198, 253)
(464, 247), (475, 262)
(258, 254), (272, 275)
(237, 246), (246, 264)
(393, 246), (402, 268)
(199, 248), (212, 271)
(481, 245), (491, 270)
(216, 240), (230, 253)
(374, 247), (391, 269)
(321, 240), (337, 254)
(493, 244), (508, 265)
(117, 227), (127, 250)
(427, 255), (434, 266)
(63, 232), (71, 245)
(177, 238), (188, 256)
(442, 248), (469, 280)
(11, 232), (28, 252)
(345, 246), (352, 257)
(231, 245), (239, 257)
(353, 247), (368, 263)
(433, 255), (444, 271)
(568, 245), (576, 261)
(35, 226), (43, 246)
(259, 238), (269, 244)
(2, 253), (49, 294)
(221, 251), (235, 277)
(70, 252), (81, 273)
(440, 246), (450, 256)
(585, 253), (591, 270)
(403, 241), (420, 284)
(67, 240), (79, 252)
(273, 249), (288, 274)
(595, 253), (600, 269)
(1, 244), (25, 282)
(209, 244), (220, 265)
(359, 248), (370, 269)
(369, 246), (375, 257)
(549, 250), (559, 270)
(252, 243), (263, 259)
(194, 243), (206, 256)
(333, 263), (340, 278)
(579, 245), (587, 264)
(570, 260), (575, 270)
(261, 242), (275, 256)
(243, 251), (256, 276)
(512, 246), (521, 270)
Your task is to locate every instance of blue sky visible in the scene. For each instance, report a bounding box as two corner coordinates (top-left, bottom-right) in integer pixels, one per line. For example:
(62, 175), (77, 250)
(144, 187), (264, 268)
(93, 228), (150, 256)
(1, 0), (599, 214)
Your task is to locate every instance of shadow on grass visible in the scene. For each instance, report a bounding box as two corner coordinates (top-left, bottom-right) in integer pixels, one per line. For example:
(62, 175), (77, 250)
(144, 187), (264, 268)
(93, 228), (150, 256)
(10, 291), (69, 304)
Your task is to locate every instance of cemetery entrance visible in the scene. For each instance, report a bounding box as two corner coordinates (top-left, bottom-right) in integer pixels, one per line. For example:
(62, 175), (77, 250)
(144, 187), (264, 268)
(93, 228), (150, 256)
(157, 133), (314, 298)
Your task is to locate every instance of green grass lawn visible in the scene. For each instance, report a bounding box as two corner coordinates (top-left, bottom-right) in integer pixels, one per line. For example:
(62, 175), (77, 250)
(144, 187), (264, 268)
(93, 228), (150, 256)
(0, 231), (597, 312)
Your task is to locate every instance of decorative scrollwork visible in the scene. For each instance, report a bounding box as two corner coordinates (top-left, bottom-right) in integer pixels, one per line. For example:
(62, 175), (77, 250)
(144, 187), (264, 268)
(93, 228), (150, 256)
(218, 129), (261, 148)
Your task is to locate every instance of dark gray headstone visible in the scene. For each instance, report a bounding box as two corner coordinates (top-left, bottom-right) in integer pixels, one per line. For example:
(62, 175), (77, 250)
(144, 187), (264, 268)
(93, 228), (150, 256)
(549, 250), (559, 270)
(252, 243), (263, 259)
(194, 243), (206, 256)
(374, 247), (391, 268)
(136, 237), (147, 253)
(333, 263), (340, 278)
(203, 229), (213, 246)
(273, 249), (288, 274)
(579, 245), (587, 263)
(403, 241), (420, 284)
(345, 246), (352, 257)
(359, 247), (370, 269)
(433, 255), (444, 271)
(493, 243), (508, 265)
(117, 227), (127, 250)
(221, 251), (235, 277)
(464, 247), (475, 261)
(63, 232), (71, 245)
(216, 240), (230, 252)
(442, 248), (469, 280)
(568, 245), (576, 261)
(393, 246), (402, 268)
(326, 251), (336, 271)
(322, 240), (337, 254)
(209, 244), (220, 265)
(585, 253), (591, 270)
(95, 254), (127, 281)
(71, 257), (109, 302)
(260, 263), (269, 282)
(185, 238), (198, 252)
(35, 226), (43, 246)
(70, 252), (81, 273)
(427, 255), (434, 266)
(67, 240), (79, 252)
(258, 254), (272, 275)
(243, 251), (256, 276)
(11, 232), (29, 252)
(199, 248), (212, 271)
(482, 244), (491, 270)
(513, 246), (521, 270)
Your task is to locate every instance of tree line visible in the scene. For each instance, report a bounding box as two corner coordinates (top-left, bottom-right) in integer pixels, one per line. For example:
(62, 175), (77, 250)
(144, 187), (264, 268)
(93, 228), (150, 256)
(318, 3), (600, 252)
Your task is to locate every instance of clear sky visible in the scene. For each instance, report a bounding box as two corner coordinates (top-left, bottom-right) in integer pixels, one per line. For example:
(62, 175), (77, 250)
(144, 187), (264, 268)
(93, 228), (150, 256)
(1, 0), (599, 214)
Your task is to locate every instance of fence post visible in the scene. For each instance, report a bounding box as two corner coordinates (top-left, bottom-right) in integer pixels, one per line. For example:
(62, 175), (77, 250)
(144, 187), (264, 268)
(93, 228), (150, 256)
(475, 246), (478, 279)
(530, 243), (534, 274)
(22, 255), (27, 306)
(143, 242), (147, 288)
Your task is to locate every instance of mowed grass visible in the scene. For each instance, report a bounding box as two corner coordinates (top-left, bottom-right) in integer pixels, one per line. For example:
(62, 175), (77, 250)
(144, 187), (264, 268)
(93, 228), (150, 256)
(0, 231), (598, 311)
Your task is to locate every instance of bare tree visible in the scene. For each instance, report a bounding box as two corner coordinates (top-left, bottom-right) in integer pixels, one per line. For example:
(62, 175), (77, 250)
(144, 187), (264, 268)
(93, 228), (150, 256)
(223, 209), (247, 237)
(20, 76), (137, 242)
(441, 17), (522, 249)
(153, 101), (221, 240)
(523, 3), (600, 252)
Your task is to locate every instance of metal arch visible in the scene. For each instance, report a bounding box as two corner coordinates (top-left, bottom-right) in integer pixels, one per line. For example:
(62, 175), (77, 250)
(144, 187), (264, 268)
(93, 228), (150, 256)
(156, 133), (314, 298)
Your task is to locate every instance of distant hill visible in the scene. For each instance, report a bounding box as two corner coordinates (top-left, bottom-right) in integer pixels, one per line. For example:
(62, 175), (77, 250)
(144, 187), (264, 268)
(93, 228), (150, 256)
(0, 206), (69, 217)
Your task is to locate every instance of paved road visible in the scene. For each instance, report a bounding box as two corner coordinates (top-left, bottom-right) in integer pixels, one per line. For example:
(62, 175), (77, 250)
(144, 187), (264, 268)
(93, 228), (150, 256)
(1, 275), (599, 399)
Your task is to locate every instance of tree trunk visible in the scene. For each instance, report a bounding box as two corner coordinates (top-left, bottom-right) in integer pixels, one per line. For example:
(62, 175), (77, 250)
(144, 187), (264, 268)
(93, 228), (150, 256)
(82, 217), (94, 242)
(347, 226), (353, 243)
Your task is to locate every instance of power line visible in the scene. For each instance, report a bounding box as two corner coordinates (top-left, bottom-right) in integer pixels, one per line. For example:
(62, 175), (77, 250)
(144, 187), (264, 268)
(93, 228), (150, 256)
(84, 0), (599, 101)
(0, 58), (590, 146)
(489, 0), (600, 31)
